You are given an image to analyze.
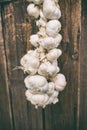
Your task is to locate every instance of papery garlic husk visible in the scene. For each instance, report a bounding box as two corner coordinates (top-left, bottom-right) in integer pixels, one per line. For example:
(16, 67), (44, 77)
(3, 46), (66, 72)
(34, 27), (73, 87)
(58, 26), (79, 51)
(43, 0), (61, 20)
(40, 9), (47, 20)
(52, 73), (67, 91)
(24, 75), (49, 93)
(29, 34), (39, 47)
(46, 20), (61, 37)
(47, 48), (62, 62)
(47, 91), (59, 105)
(39, 34), (62, 50)
(27, 0), (43, 5)
(36, 18), (47, 28)
(27, 4), (40, 18)
(20, 52), (40, 74)
(38, 61), (60, 78)
(38, 27), (46, 37)
(25, 90), (49, 108)
(47, 82), (55, 95)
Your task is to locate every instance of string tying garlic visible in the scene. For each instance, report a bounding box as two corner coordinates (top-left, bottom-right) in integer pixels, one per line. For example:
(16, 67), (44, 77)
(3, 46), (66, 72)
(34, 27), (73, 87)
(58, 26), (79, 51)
(20, 0), (67, 108)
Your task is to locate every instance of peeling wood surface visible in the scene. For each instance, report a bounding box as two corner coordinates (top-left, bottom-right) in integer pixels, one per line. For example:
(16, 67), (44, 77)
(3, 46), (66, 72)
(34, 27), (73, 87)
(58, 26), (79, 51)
(0, 0), (87, 130)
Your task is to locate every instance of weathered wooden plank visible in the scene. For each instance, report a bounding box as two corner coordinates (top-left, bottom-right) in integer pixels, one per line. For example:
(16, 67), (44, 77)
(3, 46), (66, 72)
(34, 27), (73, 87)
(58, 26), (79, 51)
(79, 0), (87, 130)
(2, 1), (43, 130)
(0, 6), (13, 130)
(44, 0), (81, 130)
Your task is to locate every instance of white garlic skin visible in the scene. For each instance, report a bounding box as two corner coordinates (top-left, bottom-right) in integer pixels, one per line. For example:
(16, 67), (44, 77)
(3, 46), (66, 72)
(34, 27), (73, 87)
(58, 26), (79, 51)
(24, 75), (49, 93)
(29, 34), (39, 47)
(38, 62), (59, 78)
(47, 91), (59, 104)
(47, 82), (55, 95)
(25, 90), (49, 108)
(46, 20), (61, 37)
(39, 34), (62, 50)
(27, 4), (40, 18)
(47, 49), (62, 62)
(27, 0), (43, 5)
(40, 9), (47, 20)
(39, 37), (55, 50)
(43, 0), (61, 20)
(20, 52), (40, 74)
(52, 73), (67, 91)
(36, 18), (47, 28)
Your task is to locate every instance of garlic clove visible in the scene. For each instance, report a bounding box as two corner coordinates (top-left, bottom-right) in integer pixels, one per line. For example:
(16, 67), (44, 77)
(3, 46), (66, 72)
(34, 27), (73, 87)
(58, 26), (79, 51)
(46, 20), (61, 37)
(27, 4), (40, 18)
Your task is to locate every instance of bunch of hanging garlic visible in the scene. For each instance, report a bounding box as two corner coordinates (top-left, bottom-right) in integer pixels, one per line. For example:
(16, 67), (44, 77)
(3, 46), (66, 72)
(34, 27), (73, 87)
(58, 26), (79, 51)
(20, 0), (67, 108)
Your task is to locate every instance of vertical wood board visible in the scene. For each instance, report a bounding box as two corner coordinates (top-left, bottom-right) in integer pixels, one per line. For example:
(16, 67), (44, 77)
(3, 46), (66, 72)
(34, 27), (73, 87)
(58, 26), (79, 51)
(0, 6), (13, 130)
(44, 0), (81, 130)
(1, 1), (43, 130)
(79, 0), (87, 130)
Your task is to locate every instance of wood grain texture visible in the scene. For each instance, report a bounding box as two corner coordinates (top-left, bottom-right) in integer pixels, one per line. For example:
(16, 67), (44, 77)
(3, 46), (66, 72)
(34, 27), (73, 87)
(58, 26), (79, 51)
(44, 0), (81, 130)
(1, 0), (87, 130)
(79, 0), (87, 130)
(1, 1), (43, 130)
(0, 7), (13, 130)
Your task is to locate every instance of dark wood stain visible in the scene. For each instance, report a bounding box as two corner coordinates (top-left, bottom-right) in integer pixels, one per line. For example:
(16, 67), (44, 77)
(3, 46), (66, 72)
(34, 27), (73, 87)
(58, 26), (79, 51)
(0, 0), (87, 130)
(79, 0), (87, 130)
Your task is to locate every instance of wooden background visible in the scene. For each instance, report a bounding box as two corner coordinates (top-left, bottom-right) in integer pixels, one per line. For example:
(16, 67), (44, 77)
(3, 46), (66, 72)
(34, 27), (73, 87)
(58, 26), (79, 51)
(0, 0), (87, 130)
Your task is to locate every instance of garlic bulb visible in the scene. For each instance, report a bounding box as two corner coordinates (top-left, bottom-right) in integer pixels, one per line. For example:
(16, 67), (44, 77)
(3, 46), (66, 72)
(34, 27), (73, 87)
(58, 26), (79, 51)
(19, 0), (67, 108)
(25, 90), (49, 108)
(39, 34), (62, 50)
(52, 73), (67, 91)
(27, 4), (40, 18)
(43, 0), (61, 20)
(38, 61), (59, 78)
(47, 49), (62, 62)
(20, 51), (40, 74)
(24, 75), (49, 93)
(46, 20), (61, 37)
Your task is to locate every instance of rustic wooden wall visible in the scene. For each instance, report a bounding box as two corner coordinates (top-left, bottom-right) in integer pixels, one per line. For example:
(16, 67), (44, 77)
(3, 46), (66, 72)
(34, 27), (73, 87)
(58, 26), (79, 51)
(0, 0), (87, 130)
